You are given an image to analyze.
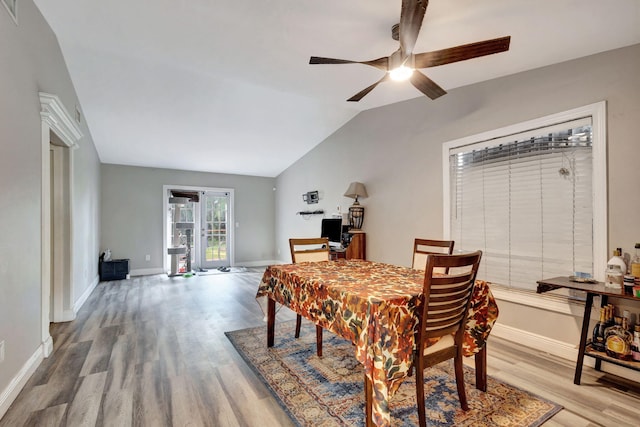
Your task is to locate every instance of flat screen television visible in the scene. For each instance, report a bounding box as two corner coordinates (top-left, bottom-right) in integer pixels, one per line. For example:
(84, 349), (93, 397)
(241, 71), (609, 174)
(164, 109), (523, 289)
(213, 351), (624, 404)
(321, 218), (342, 247)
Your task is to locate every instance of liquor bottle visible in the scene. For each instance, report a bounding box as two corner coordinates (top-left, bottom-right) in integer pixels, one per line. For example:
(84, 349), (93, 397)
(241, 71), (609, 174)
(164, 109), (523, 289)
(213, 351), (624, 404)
(606, 304), (615, 328)
(606, 249), (627, 283)
(604, 316), (633, 360)
(632, 325), (640, 362)
(605, 263), (623, 288)
(591, 307), (607, 351)
(616, 248), (627, 273)
(631, 243), (640, 278)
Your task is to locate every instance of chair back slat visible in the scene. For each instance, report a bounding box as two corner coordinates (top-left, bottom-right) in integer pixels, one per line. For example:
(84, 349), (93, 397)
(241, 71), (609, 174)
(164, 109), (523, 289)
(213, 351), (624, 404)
(418, 251), (482, 343)
(412, 239), (455, 271)
(289, 238), (330, 264)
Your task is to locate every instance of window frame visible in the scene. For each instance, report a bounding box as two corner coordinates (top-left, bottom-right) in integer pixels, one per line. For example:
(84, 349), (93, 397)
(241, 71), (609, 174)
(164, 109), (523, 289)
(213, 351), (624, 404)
(442, 102), (607, 308)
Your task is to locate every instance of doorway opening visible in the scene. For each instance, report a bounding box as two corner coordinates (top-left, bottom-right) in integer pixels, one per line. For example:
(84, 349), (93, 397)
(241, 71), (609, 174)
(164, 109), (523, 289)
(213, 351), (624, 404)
(163, 185), (234, 275)
(40, 93), (83, 357)
(49, 143), (71, 321)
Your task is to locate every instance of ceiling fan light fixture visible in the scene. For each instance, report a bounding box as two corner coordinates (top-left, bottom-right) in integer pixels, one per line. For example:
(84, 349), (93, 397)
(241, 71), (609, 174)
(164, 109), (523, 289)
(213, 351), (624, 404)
(389, 65), (414, 81)
(308, 1), (511, 102)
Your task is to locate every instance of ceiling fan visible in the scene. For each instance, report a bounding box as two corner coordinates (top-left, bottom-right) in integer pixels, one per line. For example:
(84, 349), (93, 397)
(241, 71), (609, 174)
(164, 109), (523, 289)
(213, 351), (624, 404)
(309, 0), (511, 102)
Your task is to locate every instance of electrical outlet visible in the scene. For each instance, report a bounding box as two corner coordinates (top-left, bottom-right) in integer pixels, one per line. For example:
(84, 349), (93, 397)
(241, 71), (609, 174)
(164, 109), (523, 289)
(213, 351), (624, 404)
(145, 254), (151, 261)
(0, 340), (5, 363)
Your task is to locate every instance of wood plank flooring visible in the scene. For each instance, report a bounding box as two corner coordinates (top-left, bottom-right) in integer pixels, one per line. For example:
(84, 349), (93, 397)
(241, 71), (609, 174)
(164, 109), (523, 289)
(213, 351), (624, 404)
(2, 269), (639, 426)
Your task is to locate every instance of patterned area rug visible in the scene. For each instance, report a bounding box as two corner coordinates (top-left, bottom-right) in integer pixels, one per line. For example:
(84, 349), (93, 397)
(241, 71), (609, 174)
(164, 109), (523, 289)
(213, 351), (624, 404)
(226, 321), (562, 427)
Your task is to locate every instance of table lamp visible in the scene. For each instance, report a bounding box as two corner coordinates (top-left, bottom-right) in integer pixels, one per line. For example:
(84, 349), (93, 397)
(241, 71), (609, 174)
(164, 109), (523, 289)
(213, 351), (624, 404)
(343, 182), (368, 230)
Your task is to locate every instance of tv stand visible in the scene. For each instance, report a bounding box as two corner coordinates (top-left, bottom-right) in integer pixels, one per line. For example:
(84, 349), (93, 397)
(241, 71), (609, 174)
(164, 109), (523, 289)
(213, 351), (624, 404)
(331, 231), (365, 260)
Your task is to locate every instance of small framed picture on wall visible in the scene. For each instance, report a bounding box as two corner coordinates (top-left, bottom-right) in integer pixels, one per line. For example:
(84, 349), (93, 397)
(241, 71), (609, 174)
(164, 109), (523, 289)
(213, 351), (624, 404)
(2, 0), (17, 24)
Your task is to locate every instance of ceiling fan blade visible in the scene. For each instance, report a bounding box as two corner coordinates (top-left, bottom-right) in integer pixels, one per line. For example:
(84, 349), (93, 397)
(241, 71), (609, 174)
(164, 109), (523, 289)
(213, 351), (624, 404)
(410, 70), (446, 100)
(414, 36), (511, 68)
(310, 56), (388, 71)
(399, 0), (429, 57)
(347, 74), (390, 102)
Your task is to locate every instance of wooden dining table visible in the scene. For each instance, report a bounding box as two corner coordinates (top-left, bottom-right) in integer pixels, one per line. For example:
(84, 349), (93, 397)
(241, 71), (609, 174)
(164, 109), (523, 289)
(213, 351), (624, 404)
(256, 259), (498, 427)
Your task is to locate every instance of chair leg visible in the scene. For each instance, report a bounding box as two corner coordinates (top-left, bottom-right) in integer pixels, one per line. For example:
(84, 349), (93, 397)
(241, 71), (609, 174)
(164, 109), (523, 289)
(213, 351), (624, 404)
(415, 363), (426, 427)
(295, 314), (302, 338)
(475, 345), (487, 392)
(454, 354), (469, 411)
(316, 325), (323, 357)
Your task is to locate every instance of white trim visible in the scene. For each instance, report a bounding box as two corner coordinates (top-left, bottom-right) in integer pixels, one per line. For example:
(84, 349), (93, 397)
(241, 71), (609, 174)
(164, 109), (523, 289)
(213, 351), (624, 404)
(1, 0), (17, 25)
(442, 101), (607, 297)
(130, 267), (165, 277)
(490, 285), (601, 318)
(491, 322), (584, 364)
(40, 93), (83, 148)
(42, 335), (53, 359)
(590, 101), (608, 281)
(59, 310), (76, 322)
(73, 274), (100, 314)
(491, 322), (640, 383)
(240, 260), (283, 267)
(0, 345), (43, 419)
(40, 92), (83, 353)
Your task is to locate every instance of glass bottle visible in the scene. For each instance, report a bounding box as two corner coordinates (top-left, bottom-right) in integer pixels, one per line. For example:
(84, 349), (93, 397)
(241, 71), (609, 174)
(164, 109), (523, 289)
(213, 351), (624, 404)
(624, 275), (635, 294)
(591, 307), (607, 352)
(605, 316), (633, 360)
(632, 325), (640, 362)
(605, 263), (623, 288)
(607, 249), (627, 275)
(607, 304), (616, 327)
(631, 243), (640, 278)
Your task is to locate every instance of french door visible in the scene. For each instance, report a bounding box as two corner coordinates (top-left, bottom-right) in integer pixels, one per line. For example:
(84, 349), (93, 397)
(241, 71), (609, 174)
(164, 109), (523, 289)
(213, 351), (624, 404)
(164, 186), (234, 275)
(200, 191), (231, 269)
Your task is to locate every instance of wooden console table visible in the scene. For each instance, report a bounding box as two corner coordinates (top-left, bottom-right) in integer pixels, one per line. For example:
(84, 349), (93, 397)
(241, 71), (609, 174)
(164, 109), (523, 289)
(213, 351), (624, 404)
(331, 231), (366, 260)
(536, 276), (640, 384)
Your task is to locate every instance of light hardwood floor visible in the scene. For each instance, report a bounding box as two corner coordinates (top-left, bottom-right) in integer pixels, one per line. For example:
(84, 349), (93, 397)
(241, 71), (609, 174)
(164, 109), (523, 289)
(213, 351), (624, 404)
(1, 270), (639, 426)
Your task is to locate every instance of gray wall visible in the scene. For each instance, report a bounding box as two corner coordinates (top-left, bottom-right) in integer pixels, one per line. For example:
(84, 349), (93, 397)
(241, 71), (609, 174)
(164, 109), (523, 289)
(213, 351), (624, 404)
(0, 0), (101, 406)
(100, 164), (276, 270)
(276, 44), (640, 347)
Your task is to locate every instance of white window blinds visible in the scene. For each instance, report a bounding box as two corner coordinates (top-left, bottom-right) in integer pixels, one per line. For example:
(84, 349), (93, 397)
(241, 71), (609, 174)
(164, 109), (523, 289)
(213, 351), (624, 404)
(449, 118), (593, 290)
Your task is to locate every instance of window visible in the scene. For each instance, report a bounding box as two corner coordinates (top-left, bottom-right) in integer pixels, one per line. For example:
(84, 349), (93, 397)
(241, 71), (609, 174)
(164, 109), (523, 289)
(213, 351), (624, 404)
(443, 103), (607, 292)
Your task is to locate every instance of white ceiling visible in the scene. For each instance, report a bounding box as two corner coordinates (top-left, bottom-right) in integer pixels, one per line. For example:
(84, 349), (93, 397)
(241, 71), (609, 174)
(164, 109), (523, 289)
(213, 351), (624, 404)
(33, 0), (640, 177)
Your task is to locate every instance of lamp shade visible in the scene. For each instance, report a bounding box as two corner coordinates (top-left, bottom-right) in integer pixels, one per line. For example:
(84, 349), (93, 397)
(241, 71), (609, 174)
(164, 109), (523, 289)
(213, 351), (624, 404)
(343, 182), (368, 204)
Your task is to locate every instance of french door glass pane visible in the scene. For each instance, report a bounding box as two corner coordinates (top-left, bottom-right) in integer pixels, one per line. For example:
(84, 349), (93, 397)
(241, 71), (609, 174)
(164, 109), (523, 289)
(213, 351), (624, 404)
(202, 193), (229, 267)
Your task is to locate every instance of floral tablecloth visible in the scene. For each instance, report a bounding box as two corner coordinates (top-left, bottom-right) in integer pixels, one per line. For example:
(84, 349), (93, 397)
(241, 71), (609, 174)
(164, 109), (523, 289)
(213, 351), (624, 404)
(256, 259), (498, 427)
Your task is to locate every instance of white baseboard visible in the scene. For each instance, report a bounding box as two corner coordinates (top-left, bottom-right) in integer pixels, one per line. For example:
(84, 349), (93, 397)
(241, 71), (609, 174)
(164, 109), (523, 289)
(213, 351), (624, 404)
(42, 335), (53, 358)
(491, 322), (584, 363)
(235, 260), (284, 267)
(60, 310), (76, 322)
(492, 322), (640, 382)
(73, 274), (99, 314)
(130, 267), (164, 277)
(131, 264), (278, 276)
(0, 344), (44, 419)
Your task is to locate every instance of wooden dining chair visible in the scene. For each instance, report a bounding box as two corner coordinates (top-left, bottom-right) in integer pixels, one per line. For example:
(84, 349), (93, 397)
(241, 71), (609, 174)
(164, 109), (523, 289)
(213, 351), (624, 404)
(288, 237), (329, 357)
(411, 238), (455, 272)
(414, 251), (482, 427)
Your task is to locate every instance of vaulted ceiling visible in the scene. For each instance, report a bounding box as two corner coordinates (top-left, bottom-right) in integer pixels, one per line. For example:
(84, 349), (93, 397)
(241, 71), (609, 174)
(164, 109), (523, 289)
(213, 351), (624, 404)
(33, 0), (640, 177)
